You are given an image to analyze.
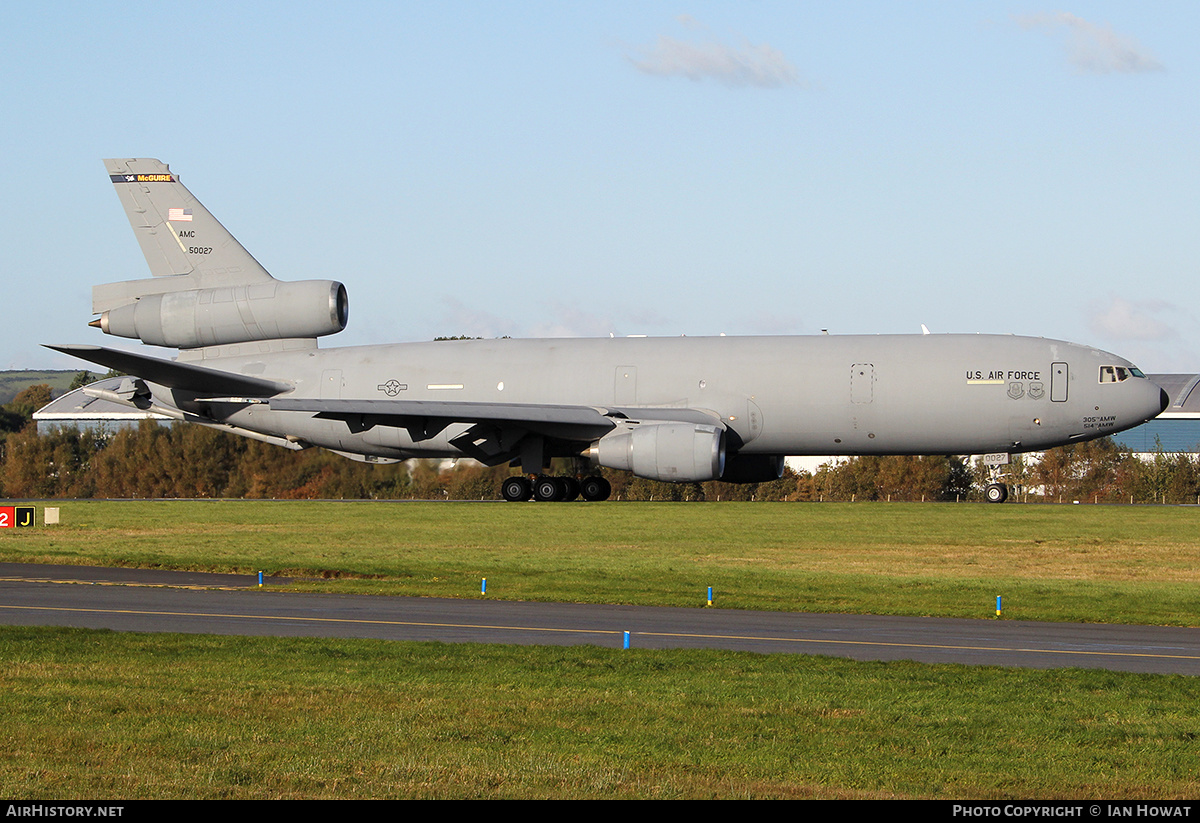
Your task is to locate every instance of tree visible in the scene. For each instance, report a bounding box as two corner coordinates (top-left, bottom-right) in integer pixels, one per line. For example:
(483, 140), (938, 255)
(6, 384), (52, 421)
(0, 384), (56, 451)
(1030, 437), (1129, 502)
(67, 371), (95, 391)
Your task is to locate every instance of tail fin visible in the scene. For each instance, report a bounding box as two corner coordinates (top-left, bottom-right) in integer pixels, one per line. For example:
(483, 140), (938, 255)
(97, 158), (274, 312)
(92, 159), (348, 351)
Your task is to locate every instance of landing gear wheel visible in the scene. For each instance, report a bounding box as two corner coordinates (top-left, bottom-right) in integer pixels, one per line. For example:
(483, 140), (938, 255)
(501, 476), (532, 502)
(580, 476), (612, 502)
(534, 476), (563, 502)
(560, 477), (580, 502)
(985, 483), (1009, 504)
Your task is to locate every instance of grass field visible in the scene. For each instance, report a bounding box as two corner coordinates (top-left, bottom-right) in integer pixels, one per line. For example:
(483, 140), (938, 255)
(2, 500), (1199, 625)
(0, 370), (77, 404)
(3, 499), (1200, 798)
(4, 626), (1200, 799)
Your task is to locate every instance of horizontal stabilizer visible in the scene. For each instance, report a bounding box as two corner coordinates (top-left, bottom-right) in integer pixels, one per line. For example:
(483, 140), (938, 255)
(45, 344), (292, 398)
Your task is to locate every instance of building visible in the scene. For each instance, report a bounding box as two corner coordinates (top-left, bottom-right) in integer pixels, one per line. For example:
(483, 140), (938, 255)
(32, 376), (170, 435)
(1111, 374), (1200, 454)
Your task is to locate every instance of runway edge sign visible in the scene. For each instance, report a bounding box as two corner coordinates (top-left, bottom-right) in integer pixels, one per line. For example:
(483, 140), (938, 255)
(0, 507), (36, 528)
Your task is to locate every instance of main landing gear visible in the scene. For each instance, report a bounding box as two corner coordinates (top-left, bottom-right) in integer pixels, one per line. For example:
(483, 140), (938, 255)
(501, 475), (612, 502)
(500, 437), (611, 502)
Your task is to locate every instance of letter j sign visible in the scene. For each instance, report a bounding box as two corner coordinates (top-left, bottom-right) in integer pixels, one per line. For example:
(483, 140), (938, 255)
(0, 507), (35, 527)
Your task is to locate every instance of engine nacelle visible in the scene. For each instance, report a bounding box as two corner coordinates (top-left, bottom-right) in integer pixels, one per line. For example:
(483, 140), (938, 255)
(593, 422), (726, 483)
(97, 279), (348, 349)
(719, 454), (786, 484)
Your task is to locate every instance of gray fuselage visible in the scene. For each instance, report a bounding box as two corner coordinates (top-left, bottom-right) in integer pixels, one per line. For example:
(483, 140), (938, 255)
(159, 332), (1166, 462)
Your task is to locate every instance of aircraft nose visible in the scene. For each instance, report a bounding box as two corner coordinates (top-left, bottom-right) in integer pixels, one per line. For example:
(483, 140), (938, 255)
(1131, 379), (1170, 426)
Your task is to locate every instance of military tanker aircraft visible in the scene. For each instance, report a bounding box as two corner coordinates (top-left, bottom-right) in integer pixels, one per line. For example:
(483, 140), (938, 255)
(49, 159), (1168, 502)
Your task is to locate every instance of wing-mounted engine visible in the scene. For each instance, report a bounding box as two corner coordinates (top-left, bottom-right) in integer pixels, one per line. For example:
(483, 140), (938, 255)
(93, 279), (348, 349)
(591, 421), (726, 482)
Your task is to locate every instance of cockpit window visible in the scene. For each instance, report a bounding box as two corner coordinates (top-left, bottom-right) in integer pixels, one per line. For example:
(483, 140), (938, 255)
(1100, 365), (1137, 383)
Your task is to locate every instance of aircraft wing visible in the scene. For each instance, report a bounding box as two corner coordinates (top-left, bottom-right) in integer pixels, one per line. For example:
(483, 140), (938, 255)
(269, 397), (725, 465)
(271, 398), (615, 430)
(45, 344), (293, 398)
(270, 397), (723, 434)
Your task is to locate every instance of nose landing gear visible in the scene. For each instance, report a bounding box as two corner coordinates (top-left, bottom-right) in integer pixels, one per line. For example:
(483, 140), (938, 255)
(982, 453), (1012, 504)
(984, 482), (1009, 504)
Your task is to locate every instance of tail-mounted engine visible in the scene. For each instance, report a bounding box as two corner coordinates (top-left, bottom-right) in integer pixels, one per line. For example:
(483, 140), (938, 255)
(93, 279), (348, 349)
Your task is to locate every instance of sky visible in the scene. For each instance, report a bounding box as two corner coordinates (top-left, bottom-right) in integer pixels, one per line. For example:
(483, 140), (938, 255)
(2, 2), (1197, 371)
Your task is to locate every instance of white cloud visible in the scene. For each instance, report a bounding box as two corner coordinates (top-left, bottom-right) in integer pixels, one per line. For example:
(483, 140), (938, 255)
(433, 299), (618, 340)
(1087, 296), (1176, 341)
(740, 311), (804, 336)
(1016, 12), (1164, 74)
(528, 304), (619, 338)
(435, 298), (521, 340)
(627, 309), (671, 330)
(629, 19), (805, 89)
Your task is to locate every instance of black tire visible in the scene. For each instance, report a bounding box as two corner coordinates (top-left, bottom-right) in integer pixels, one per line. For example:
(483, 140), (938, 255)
(985, 483), (1008, 504)
(534, 476), (563, 502)
(501, 476), (532, 502)
(580, 476), (611, 502)
(560, 477), (580, 502)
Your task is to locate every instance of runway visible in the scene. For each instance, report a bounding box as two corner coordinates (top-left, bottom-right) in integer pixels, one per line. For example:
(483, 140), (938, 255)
(2, 562), (1198, 675)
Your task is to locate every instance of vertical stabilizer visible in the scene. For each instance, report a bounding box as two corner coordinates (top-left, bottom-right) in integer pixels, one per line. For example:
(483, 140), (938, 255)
(98, 158), (274, 312)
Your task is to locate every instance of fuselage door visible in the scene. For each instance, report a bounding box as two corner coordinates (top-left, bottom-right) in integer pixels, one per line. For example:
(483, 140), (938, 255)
(1050, 362), (1068, 402)
(746, 397), (764, 442)
(851, 364), (874, 404)
(615, 366), (637, 406)
(321, 369), (343, 400)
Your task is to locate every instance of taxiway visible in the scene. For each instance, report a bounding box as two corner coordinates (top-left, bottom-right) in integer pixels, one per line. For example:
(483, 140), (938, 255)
(2, 563), (1198, 674)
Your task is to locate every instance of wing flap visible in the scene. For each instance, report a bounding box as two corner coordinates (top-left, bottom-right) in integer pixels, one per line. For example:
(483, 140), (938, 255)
(269, 397), (617, 441)
(268, 398), (725, 443)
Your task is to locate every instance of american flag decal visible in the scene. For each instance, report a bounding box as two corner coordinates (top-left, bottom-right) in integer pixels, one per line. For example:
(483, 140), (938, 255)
(168, 208), (193, 222)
